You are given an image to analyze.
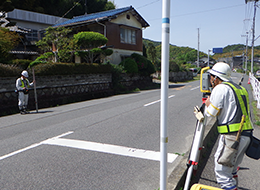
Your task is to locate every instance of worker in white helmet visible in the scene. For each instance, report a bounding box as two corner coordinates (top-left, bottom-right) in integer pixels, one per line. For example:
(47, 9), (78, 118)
(205, 62), (253, 190)
(16, 70), (35, 114)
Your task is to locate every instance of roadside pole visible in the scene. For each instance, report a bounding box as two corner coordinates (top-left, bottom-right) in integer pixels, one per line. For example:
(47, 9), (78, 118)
(160, 0), (171, 190)
(32, 68), (38, 113)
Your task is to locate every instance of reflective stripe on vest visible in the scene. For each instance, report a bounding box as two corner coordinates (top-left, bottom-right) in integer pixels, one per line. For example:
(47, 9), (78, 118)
(217, 82), (253, 134)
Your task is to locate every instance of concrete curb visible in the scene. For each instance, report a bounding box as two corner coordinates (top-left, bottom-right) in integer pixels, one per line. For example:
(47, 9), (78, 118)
(168, 117), (218, 190)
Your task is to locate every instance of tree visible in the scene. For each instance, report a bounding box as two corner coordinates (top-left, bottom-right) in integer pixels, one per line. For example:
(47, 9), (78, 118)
(147, 42), (157, 63)
(0, 0), (14, 13)
(11, 0), (116, 18)
(36, 27), (74, 62)
(0, 27), (19, 63)
(73, 31), (108, 63)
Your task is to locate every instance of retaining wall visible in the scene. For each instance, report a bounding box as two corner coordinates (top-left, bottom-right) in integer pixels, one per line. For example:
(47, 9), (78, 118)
(0, 73), (153, 116)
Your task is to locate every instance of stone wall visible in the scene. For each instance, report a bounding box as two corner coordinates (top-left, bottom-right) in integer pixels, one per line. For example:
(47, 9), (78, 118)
(169, 71), (193, 82)
(0, 73), (153, 116)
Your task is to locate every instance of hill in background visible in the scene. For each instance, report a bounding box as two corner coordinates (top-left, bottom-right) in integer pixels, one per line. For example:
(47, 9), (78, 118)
(143, 38), (260, 62)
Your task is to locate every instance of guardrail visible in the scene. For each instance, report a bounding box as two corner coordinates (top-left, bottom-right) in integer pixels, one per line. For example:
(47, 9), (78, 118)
(249, 72), (260, 109)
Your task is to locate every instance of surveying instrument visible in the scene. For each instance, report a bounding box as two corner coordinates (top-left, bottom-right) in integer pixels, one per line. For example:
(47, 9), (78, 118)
(183, 67), (212, 190)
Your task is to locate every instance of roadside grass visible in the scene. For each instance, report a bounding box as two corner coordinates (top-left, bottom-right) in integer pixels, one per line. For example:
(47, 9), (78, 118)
(252, 100), (260, 126)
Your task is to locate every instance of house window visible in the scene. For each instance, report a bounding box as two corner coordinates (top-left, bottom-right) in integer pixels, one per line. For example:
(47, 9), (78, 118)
(120, 27), (136, 44)
(26, 29), (39, 41)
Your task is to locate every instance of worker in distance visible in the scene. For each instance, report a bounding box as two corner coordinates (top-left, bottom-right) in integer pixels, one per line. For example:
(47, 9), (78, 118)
(16, 70), (35, 114)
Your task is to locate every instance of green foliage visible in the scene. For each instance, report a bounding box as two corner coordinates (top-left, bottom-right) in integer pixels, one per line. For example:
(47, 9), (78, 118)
(74, 31), (108, 49)
(32, 62), (112, 76)
(0, 28), (19, 63)
(11, 59), (31, 69)
(109, 63), (125, 93)
(146, 59), (156, 75)
(169, 61), (180, 72)
(36, 27), (74, 62)
(74, 31), (108, 63)
(143, 38), (207, 72)
(119, 58), (138, 74)
(29, 52), (54, 68)
(103, 48), (113, 56)
(223, 44), (246, 53)
(11, 0), (115, 18)
(0, 0), (14, 12)
(147, 42), (157, 63)
(130, 53), (155, 76)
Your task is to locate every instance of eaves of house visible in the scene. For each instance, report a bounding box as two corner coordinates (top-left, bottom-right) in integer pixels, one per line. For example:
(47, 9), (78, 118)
(53, 6), (149, 29)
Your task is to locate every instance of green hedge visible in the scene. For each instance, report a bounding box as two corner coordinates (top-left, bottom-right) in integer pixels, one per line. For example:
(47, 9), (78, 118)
(0, 63), (21, 77)
(33, 62), (112, 76)
(0, 61), (112, 77)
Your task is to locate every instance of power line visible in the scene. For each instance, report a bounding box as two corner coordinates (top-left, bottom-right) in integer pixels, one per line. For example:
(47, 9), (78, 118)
(136, 0), (160, 9)
(171, 4), (245, 18)
(148, 4), (245, 22)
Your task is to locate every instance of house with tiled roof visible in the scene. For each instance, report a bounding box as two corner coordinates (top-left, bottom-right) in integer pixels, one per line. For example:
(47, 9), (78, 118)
(54, 6), (150, 64)
(4, 9), (69, 60)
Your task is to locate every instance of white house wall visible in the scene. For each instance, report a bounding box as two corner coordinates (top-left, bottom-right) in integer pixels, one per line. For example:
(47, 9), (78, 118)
(108, 48), (142, 65)
(111, 13), (142, 29)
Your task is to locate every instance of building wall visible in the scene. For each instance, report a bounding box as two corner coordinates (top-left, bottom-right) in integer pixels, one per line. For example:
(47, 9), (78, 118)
(7, 9), (69, 30)
(107, 48), (142, 65)
(110, 12), (142, 28)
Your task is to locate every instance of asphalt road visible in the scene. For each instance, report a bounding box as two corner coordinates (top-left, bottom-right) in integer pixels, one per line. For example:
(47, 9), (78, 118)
(0, 74), (243, 190)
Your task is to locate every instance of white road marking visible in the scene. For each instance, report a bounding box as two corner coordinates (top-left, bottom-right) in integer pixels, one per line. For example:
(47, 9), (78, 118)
(144, 95), (175, 107)
(43, 138), (178, 163)
(190, 86), (200, 91)
(0, 131), (178, 163)
(0, 131), (74, 161)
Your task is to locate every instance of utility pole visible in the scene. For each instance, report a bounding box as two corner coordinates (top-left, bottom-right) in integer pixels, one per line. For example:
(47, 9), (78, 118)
(251, 0), (257, 73)
(207, 49), (211, 67)
(85, 0), (87, 15)
(197, 28), (200, 67)
(160, 0), (170, 189)
(245, 32), (249, 72)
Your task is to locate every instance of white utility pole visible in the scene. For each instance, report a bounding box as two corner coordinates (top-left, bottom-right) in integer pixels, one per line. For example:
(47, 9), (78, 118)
(197, 28), (200, 67)
(245, 32), (249, 72)
(207, 49), (211, 67)
(160, 0), (171, 189)
(251, 0), (257, 73)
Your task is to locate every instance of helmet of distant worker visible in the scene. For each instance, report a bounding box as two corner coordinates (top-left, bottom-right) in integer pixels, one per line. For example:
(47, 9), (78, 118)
(21, 70), (29, 78)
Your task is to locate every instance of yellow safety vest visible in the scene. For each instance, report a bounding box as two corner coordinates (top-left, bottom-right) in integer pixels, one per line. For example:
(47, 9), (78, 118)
(217, 82), (253, 134)
(20, 78), (30, 88)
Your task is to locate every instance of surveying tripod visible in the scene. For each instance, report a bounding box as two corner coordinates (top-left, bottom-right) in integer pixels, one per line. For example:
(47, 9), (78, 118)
(183, 67), (211, 190)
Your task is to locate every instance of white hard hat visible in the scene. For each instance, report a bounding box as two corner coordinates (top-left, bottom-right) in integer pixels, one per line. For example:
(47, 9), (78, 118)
(21, 70), (29, 78)
(209, 62), (231, 81)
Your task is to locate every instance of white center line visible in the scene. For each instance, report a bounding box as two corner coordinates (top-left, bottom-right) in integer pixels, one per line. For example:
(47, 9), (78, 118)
(144, 95), (175, 107)
(43, 138), (178, 163)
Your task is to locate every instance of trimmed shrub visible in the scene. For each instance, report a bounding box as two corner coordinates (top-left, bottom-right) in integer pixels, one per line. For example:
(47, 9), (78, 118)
(130, 53), (155, 76)
(32, 62), (112, 76)
(169, 61), (180, 72)
(11, 59), (31, 70)
(119, 58), (138, 74)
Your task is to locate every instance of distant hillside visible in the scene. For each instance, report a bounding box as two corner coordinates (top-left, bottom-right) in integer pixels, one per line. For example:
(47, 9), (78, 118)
(143, 38), (207, 60)
(143, 39), (260, 61)
(213, 44), (260, 60)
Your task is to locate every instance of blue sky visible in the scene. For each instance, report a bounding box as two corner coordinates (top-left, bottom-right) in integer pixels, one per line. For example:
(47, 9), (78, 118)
(113, 0), (260, 54)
